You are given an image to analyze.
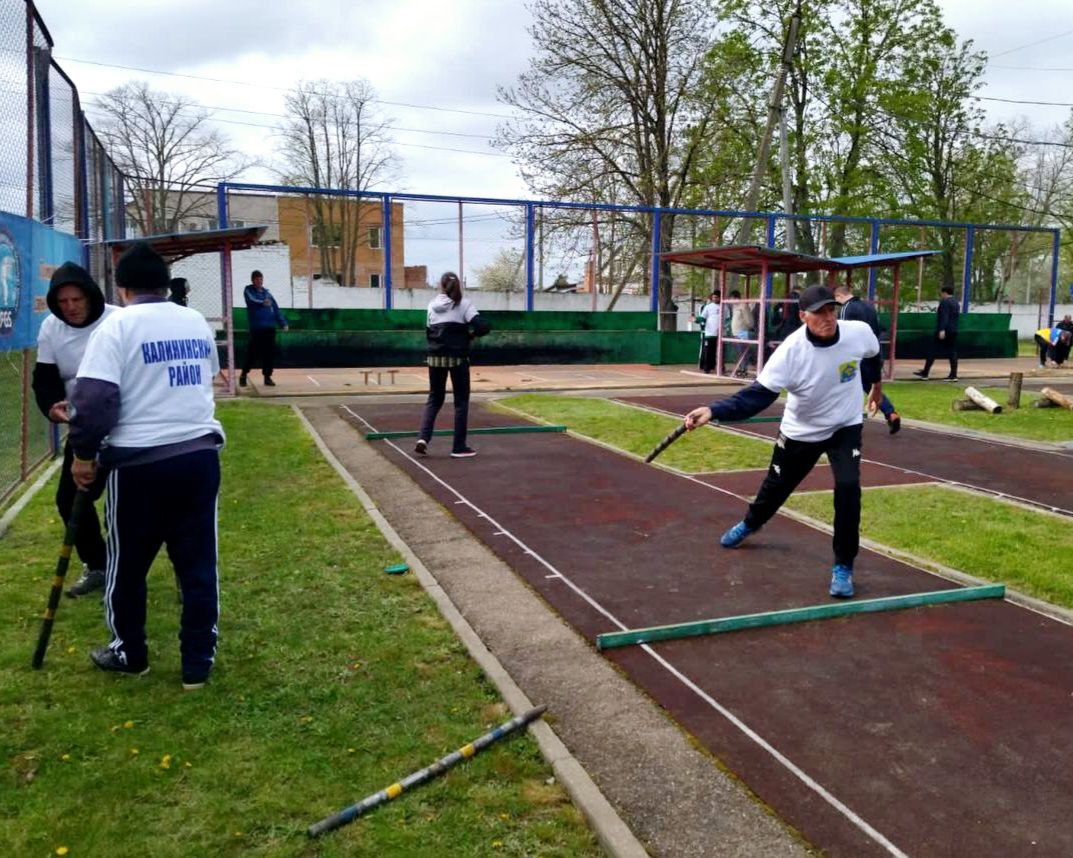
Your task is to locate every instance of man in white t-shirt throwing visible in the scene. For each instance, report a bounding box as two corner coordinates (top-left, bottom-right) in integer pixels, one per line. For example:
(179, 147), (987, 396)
(69, 242), (225, 690)
(684, 284), (882, 598)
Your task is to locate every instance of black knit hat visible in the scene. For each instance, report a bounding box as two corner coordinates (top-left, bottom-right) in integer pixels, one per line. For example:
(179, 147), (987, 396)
(115, 241), (170, 292)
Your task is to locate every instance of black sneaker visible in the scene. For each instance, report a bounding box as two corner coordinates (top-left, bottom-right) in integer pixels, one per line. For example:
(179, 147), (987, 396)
(414, 439), (428, 456)
(264, 377), (276, 387)
(239, 375), (248, 387)
(887, 412), (901, 435)
(912, 370), (928, 379)
(944, 375), (959, 381)
(450, 447), (477, 458)
(66, 566), (105, 598)
(90, 645), (149, 677)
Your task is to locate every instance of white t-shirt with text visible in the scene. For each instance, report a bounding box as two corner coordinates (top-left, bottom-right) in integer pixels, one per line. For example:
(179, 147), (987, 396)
(36, 305), (120, 399)
(77, 301), (223, 449)
(757, 319), (879, 442)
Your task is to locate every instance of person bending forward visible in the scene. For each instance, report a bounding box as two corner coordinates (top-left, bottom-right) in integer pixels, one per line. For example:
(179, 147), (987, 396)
(683, 285), (882, 599)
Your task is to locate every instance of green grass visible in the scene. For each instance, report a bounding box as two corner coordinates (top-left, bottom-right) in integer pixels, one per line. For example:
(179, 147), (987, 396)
(786, 485), (1073, 608)
(496, 394), (774, 472)
(0, 402), (602, 857)
(884, 381), (1073, 442)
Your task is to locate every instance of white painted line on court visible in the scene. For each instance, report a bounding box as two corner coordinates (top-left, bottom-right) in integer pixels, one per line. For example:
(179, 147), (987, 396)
(341, 403), (910, 858)
(306, 375), (321, 387)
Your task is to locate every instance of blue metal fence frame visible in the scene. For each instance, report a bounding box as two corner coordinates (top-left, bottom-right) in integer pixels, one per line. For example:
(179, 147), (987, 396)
(219, 181), (1063, 326)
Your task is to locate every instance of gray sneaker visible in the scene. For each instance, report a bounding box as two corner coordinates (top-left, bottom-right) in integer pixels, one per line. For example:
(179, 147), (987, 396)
(66, 566), (105, 598)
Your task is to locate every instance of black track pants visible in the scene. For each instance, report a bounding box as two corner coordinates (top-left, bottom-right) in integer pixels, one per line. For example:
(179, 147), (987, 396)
(418, 363), (471, 452)
(241, 327), (277, 379)
(56, 441), (108, 570)
(744, 423), (864, 567)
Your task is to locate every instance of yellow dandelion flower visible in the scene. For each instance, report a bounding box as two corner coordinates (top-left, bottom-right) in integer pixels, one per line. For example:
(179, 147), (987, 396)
(61, 754), (71, 762)
(129, 748), (139, 755)
(56, 848), (69, 856)
(123, 721), (134, 729)
(184, 762), (192, 768)
(492, 841), (504, 849)
(66, 646), (75, 654)
(159, 754), (172, 770)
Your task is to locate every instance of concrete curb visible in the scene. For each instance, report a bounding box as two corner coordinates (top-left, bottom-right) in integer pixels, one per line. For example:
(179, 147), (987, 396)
(0, 458), (62, 539)
(292, 405), (650, 858)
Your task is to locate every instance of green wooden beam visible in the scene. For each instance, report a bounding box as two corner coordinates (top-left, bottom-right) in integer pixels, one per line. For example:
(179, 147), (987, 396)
(365, 425), (568, 441)
(596, 584), (1005, 650)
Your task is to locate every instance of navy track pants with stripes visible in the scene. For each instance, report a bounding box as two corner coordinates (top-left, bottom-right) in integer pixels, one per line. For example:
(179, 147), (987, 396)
(104, 449), (220, 675)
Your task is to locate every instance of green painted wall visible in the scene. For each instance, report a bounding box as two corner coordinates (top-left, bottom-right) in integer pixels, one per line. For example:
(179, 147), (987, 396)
(229, 309), (1015, 367)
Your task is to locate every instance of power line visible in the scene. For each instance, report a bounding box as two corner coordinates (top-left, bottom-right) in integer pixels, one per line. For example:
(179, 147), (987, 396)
(54, 54), (518, 120)
(989, 64), (1073, 72)
(979, 95), (1073, 108)
(988, 28), (1073, 60)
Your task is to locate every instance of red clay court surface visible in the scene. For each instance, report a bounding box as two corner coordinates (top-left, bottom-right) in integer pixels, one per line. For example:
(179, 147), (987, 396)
(332, 401), (1073, 858)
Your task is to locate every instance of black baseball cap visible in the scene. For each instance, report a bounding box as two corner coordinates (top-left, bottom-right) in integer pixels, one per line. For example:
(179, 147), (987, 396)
(798, 284), (838, 312)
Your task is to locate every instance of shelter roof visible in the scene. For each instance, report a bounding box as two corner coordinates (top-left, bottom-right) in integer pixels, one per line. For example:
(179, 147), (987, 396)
(661, 244), (942, 275)
(104, 225), (268, 264)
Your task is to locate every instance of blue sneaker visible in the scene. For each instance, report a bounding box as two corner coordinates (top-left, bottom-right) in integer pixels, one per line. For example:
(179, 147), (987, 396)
(829, 564), (854, 598)
(720, 521), (754, 548)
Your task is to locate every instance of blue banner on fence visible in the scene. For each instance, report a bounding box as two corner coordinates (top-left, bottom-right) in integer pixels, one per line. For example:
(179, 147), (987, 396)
(0, 211), (83, 351)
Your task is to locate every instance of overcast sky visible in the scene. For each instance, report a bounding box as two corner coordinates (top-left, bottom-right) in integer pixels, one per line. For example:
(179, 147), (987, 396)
(29, 0), (1073, 282)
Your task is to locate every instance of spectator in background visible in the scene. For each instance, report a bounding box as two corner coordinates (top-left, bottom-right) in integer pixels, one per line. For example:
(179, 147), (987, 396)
(697, 290), (721, 373)
(913, 285), (959, 381)
(730, 289), (757, 376)
(240, 270), (288, 388)
(168, 277), (189, 307)
(834, 284), (901, 434)
(32, 262), (119, 597)
(1034, 326), (1072, 368)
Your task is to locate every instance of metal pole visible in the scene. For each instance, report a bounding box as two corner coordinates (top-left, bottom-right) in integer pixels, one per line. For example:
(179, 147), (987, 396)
(917, 226), (925, 305)
(382, 196), (393, 309)
(457, 200), (464, 282)
(757, 259), (769, 373)
(889, 264), (901, 380)
(867, 221), (879, 300)
(961, 225), (974, 314)
(216, 184), (236, 396)
(764, 215), (776, 297)
(525, 203), (535, 312)
(717, 266), (727, 377)
(650, 210), (661, 319)
(1048, 229), (1059, 327)
(779, 107), (794, 254)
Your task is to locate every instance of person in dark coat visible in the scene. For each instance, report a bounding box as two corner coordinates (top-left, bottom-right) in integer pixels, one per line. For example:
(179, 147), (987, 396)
(239, 270), (288, 387)
(834, 284), (900, 434)
(913, 285), (959, 380)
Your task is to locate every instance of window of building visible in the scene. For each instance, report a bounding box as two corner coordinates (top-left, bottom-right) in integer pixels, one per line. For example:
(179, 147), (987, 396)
(370, 273), (382, 288)
(231, 219), (245, 228)
(367, 227), (382, 249)
(311, 222), (343, 247)
(186, 221), (201, 232)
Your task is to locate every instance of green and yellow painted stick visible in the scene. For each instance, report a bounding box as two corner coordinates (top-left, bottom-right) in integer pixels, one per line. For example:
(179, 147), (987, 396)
(32, 491), (89, 670)
(307, 704), (548, 837)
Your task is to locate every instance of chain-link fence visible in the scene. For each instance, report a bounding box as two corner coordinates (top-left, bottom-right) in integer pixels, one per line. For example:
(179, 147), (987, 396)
(0, 0), (126, 504)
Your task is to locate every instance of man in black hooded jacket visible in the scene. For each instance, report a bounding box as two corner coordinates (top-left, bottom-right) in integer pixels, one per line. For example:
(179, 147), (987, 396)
(32, 262), (119, 597)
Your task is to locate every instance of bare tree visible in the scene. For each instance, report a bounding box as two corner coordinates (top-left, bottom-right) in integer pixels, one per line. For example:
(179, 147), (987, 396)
(278, 79), (398, 287)
(497, 0), (720, 328)
(93, 82), (253, 235)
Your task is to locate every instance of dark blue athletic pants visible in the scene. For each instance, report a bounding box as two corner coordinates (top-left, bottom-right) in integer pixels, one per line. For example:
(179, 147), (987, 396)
(103, 449), (220, 674)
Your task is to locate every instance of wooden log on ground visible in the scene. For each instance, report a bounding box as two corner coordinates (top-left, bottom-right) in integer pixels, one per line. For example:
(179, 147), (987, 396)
(952, 398), (984, 412)
(1007, 372), (1023, 409)
(964, 386), (1002, 414)
(1041, 386), (1073, 410)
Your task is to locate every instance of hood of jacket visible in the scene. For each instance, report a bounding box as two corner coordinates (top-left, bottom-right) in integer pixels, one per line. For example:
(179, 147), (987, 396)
(429, 293), (460, 315)
(46, 262), (106, 328)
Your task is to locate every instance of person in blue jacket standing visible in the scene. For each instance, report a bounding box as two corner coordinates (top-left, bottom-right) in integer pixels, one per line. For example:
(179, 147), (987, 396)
(240, 270), (287, 387)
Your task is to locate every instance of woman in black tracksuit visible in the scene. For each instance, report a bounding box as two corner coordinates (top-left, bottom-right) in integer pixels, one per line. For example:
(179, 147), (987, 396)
(415, 272), (491, 458)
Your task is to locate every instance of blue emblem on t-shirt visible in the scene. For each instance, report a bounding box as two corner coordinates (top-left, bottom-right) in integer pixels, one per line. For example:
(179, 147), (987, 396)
(838, 360), (858, 383)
